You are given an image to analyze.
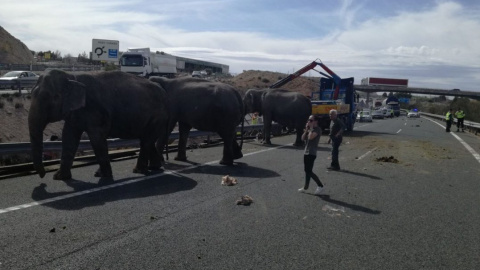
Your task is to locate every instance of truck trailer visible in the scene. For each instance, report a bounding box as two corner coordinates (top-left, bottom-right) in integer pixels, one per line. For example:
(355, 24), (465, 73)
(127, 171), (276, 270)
(361, 77), (408, 87)
(119, 48), (177, 78)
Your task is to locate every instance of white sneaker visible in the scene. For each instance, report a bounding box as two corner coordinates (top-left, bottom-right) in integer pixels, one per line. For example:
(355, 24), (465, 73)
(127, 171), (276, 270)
(298, 188), (306, 193)
(314, 186), (324, 195)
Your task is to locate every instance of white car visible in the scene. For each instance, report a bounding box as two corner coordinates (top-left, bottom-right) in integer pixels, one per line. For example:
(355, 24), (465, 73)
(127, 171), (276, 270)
(371, 109), (385, 119)
(0, 71), (39, 90)
(407, 110), (420, 118)
(357, 110), (373, 122)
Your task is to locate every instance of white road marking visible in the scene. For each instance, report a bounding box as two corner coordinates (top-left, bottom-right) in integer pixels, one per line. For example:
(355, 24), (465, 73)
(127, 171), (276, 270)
(0, 144), (287, 215)
(356, 147), (378, 160)
(425, 118), (480, 164)
(396, 129), (402, 134)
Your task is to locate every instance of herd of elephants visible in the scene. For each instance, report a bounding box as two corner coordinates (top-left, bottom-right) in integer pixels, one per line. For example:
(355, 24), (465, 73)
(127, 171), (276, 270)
(28, 70), (312, 181)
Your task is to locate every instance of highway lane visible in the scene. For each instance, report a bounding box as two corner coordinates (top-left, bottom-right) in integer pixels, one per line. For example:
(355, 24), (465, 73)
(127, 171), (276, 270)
(0, 115), (479, 269)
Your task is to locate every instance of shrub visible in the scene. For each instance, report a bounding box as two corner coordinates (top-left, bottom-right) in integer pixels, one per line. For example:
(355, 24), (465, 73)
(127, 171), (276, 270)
(15, 103), (23, 109)
(261, 78), (270, 83)
(104, 64), (119, 71)
(0, 102), (4, 109)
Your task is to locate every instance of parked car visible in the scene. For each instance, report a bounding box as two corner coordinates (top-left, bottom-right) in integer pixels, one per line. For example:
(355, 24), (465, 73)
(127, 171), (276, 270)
(192, 70), (208, 78)
(371, 109), (385, 119)
(0, 71), (39, 90)
(356, 110), (373, 122)
(407, 110), (420, 118)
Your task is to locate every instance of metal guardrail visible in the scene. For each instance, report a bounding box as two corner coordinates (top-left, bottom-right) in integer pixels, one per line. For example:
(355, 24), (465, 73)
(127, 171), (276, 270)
(0, 79), (37, 90)
(420, 112), (480, 134)
(0, 124), (268, 155)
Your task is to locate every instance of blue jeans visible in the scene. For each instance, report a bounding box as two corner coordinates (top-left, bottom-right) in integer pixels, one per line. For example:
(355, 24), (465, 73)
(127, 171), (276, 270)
(330, 136), (342, 168)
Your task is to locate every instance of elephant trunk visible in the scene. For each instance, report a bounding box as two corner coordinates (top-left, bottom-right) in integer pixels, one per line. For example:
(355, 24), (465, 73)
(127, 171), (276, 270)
(28, 105), (48, 178)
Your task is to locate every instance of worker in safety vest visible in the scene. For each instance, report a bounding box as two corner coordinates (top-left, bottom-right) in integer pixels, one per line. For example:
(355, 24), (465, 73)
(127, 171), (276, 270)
(252, 112), (259, 125)
(445, 108), (453, 132)
(455, 108), (465, 132)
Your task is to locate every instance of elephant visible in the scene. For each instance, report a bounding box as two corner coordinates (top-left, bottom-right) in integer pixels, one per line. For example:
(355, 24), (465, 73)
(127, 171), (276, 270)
(243, 88), (312, 146)
(149, 76), (243, 165)
(28, 69), (170, 181)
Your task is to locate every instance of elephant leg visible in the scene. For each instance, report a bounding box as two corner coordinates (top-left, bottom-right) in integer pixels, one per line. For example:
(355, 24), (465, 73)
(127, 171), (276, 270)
(53, 123), (82, 180)
(262, 118), (272, 145)
(133, 139), (151, 174)
(219, 130), (235, 165)
(175, 122), (191, 161)
(88, 132), (113, 179)
(232, 138), (243, 160)
(293, 128), (304, 146)
(148, 143), (163, 171)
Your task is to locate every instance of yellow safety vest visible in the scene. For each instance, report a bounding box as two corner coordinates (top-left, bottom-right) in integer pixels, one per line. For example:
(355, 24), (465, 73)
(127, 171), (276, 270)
(455, 110), (465, 119)
(445, 112), (452, 121)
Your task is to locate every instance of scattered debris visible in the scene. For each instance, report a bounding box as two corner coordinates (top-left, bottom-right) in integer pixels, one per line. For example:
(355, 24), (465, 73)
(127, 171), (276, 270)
(49, 228), (55, 233)
(236, 195), (253, 206)
(375, 156), (399, 163)
(221, 175), (238, 186)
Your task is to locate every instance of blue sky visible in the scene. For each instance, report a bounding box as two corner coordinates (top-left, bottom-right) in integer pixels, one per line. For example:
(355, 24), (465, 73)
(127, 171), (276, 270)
(1, 0), (480, 91)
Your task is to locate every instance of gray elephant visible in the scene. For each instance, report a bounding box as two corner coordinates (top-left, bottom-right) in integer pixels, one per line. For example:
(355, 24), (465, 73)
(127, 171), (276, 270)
(28, 69), (169, 181)
(243, 88), (312, 146)
(149, 76), (243, 165)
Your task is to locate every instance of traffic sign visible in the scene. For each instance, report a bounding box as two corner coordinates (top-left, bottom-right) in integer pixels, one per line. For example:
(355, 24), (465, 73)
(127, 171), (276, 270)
(92, 39), (119, 62)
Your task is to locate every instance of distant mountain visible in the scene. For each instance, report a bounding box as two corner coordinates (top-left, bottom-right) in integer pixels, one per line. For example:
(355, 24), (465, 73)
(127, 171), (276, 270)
(0, 26), (34, 64)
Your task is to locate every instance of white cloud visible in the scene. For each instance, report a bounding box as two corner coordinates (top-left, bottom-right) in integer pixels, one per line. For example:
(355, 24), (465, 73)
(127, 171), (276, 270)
(0, 0), (479, 90)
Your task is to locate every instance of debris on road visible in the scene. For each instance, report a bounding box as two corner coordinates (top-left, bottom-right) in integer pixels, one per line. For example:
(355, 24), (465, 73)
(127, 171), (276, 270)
(236, 195), (253, 206)
(221, 175), (238, 186)
(375, 156), (399, 163)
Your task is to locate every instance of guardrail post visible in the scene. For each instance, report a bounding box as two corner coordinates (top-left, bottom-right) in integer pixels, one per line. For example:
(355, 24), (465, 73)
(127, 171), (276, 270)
(16, 80), (21, 94)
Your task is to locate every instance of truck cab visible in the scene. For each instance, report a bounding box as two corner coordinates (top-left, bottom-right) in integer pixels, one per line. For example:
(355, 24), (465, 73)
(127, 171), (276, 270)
(119, 49), (151, 77)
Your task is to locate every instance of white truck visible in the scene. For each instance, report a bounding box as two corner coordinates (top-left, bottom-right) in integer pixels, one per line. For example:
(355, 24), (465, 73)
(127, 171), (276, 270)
(119, 48), (177, 78)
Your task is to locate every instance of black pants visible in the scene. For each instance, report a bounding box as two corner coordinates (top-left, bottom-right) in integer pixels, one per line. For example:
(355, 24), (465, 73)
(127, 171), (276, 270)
(446, 120), (452, 132)
(457, 118), (464, 130)
(303, 155), (323, 189)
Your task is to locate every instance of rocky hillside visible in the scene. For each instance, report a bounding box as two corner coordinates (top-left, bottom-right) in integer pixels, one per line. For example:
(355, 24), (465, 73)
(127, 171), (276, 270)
(0, 26), (34, 64)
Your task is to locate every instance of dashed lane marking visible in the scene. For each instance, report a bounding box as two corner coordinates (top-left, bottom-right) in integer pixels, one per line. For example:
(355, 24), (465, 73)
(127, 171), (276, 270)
(356, 147), (378, 160)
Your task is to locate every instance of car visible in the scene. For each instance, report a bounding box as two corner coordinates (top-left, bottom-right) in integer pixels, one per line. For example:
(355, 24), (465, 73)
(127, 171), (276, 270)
(371, 109), (385, 119)
(0, 71), (39, 90)
(407, 110), (420, 118)
(191, 70), (208, 78)
(356, 110), (373, 122)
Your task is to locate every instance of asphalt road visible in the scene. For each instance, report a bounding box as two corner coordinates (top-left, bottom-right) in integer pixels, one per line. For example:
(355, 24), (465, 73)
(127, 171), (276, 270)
(1, 115), (479, 270)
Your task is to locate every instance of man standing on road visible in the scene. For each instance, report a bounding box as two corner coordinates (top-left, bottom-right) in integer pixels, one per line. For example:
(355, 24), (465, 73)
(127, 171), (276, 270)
(328, 109), (345, 171)
(455, 108), (465, 132)
(445, 108), (453, 132)
(298, 115), (324, 195)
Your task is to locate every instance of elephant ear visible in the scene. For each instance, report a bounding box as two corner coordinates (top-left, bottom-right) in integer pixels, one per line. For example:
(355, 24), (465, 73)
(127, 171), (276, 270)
(62, 79), (86, 116)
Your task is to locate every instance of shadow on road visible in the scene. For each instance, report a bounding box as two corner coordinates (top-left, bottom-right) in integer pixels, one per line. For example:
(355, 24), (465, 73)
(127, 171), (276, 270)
(330, 169), (383, 180)
(318, 194), (381, 215)
(180, 162), (281, 178)
(30, 173), (197, 210)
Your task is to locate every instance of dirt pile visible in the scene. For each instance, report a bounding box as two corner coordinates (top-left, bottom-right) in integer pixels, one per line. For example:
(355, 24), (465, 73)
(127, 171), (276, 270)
(219, 70), (319, 96)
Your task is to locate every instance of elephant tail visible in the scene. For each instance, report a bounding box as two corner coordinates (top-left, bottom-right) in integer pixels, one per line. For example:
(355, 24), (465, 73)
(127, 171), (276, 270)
(240, 111), (244, 150)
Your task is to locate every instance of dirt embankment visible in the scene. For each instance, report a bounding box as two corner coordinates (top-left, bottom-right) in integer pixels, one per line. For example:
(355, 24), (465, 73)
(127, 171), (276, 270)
(0, 70), (318, 143)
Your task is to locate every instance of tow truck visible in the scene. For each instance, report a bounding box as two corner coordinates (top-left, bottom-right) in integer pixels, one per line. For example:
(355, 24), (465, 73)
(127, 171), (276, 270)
(270, 59), (357, 131)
